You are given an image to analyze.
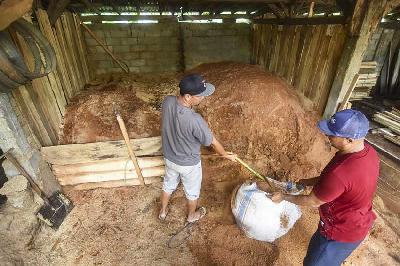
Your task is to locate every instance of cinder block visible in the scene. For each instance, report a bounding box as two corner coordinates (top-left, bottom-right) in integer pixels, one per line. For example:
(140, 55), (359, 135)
(85, 38), (98, 46)
(97, 60), (113, 68)
(113, 45), (130, 53)
(110, 30), (129, 38)
(121, 37), (137, 45)
(128, 44), (145, 52)
(140, 51), (158, 59)
(128, 59), (146, 67)
(105, 38), (121, 46)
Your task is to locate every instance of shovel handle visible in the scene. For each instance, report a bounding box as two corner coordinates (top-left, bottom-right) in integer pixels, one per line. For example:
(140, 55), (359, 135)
(235, 157), (275, 190)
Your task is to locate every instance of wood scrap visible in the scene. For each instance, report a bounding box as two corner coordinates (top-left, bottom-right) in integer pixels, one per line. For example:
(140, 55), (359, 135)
(52, 156), (164, 175)
(63, 176), (162, 192)
(41, 136), (162, 165)
(57, 166), (165, 186)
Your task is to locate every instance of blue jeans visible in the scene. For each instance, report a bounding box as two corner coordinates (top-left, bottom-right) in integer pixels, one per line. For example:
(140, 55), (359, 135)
(303, 230), (362, 266)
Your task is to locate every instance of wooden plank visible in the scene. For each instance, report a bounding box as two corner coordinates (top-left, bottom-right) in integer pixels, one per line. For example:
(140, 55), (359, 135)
(72, 13), (90, 83)
(384, 135), (400, 146)
(61, 13), (85, 92)
(316, 25), (347, 114)
(309, 25), (333, 102)
(52, 156), (164, 175)
(54, 18), (81, 97)
(36, 9), (74, 102)
(41, 136), (162, 165)
(252, 16), (346, 25)
(63, 176), (162, 192)
(57, 166), (165, 185)
(338, 74), (360, 111)
(11, 87), (53, 146)
(286, 25), (301, 84)
(303, 25), (327, 99)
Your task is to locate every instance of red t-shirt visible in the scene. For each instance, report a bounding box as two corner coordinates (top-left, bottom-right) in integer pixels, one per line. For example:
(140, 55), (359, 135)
(313, 142), (379, 242)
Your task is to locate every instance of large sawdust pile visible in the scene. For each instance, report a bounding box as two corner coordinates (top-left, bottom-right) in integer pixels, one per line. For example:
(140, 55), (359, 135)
(60, 73), (178, 144)
(192, 62), (334, 181)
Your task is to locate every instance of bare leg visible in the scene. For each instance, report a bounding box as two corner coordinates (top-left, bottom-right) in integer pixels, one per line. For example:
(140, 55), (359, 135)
(160, 191), (171, 217)
(187, 199), (199, 221)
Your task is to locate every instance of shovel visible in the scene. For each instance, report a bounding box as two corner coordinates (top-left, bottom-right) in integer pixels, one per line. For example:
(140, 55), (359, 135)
(2, 149), (73, 229)
(235, 156), (304, 195)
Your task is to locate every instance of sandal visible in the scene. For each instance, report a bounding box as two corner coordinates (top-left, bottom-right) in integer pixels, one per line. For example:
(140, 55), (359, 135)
(186, 206), (207, 224)
(159, 209), (169, 221)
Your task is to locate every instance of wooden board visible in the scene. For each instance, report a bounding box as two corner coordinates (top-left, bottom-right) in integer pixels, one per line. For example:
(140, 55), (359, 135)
(52, 156), (164, 175)
(63, 176), (162, 192)
(252, 23), (347, 114)
(41, 136), (162, 165)
(57, 166), (165, 185)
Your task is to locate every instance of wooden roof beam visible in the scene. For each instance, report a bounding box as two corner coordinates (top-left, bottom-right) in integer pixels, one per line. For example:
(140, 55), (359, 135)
(251, 15), (346, 24)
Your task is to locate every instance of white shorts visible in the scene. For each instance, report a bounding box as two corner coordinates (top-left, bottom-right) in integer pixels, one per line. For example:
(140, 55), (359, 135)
(162, 158), (202, 201)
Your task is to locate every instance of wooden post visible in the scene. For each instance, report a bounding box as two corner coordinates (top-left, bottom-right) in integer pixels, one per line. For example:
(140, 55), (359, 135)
(323, 0), (392, 118)
(116, 114), (145, 185)
(337, 74), (359, 111)
(308, 2), (315, 18)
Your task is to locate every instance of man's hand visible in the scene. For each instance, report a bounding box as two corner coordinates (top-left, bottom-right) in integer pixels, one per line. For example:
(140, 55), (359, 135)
(223, 152), (237, 162)
(271, 192), (284, 203)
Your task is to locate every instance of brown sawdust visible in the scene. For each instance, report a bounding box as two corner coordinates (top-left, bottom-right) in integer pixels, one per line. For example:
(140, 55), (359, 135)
(15, 63), (400, 265)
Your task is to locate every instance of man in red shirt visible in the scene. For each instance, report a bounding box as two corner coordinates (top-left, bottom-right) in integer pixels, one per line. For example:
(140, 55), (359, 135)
(272, 109), (379, 266)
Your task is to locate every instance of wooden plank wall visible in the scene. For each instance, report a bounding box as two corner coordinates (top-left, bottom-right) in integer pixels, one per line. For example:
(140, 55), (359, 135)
(364, 27), (400, 74)
(252, 24), (347, 115)
(10, 10), (90, 147)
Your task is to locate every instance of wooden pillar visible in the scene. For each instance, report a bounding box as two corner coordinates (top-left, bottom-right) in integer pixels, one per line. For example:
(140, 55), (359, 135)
(323, 0), (396, 118)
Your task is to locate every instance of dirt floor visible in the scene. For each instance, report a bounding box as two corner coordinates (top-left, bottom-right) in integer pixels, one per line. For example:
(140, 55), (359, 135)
(2, 62), (400, 265)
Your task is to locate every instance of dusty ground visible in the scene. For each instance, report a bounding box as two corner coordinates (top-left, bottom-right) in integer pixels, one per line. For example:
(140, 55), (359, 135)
(1, 63), (399, 265)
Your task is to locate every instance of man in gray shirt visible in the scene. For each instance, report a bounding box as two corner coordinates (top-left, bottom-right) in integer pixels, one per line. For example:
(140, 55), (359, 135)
(160, 74), (236, 223)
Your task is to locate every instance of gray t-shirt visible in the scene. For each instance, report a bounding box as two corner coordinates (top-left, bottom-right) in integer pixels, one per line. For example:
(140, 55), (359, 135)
(162, 96), (213, 166)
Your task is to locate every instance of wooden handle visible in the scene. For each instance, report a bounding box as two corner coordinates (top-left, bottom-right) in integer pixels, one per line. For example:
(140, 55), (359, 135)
(235, 157), (275, 190)
(116, 114), (145, 185)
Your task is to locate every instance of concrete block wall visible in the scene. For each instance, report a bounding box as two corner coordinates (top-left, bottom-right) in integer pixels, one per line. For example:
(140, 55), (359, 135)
(84, 22), (251, 75)
(85, 22), (180, 75)
(182, 23), (251, 70)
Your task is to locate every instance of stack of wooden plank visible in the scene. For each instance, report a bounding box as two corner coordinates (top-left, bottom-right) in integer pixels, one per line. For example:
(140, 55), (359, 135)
(351, 61), (378, 100)
(41, 136), (165, 191)
(373, 107), (400, 146)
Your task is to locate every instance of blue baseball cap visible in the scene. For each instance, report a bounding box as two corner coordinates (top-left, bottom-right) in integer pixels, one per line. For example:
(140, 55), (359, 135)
(179, 74), (215, 97)
(317, 109), (369, 139)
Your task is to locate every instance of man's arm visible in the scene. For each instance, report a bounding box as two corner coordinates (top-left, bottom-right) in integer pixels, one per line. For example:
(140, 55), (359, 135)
(271, 191), (325, 208)
(210, 136), (236, 161)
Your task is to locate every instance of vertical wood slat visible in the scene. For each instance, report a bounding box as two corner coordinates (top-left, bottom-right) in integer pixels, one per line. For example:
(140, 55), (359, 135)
(36, 9), (73, 102)
(252, 24), (347, 115)
(11, 10), (90, 146)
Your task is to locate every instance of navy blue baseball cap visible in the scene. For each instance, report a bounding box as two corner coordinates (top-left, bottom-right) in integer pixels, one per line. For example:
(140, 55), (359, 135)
(317, 109), (369, 139)
(179, 74), (215, 97)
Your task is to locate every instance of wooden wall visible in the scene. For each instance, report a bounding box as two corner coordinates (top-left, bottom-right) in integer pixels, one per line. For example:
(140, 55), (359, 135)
(10, 10), (90, 147)
(364, 27), (400, 74)
(252, 24), (347, 115)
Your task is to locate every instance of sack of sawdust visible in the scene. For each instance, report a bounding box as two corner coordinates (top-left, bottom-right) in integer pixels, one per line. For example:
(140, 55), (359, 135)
(231, 182), (301, 242)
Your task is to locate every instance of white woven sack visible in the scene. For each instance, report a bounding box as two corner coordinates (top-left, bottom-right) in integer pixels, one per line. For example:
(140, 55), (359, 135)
(232, 182), (302, 242)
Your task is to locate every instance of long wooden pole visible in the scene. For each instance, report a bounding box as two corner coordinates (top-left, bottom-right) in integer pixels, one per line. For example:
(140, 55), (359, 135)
(338, 74), (359, 111)
(79, 19), (129, 73)
(116, 114), (145, 185)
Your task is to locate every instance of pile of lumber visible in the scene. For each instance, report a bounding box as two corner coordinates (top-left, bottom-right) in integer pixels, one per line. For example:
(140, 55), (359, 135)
(352, 100), (400, 147)
(373, 108), (400, 136)
(351, 61), (378, 100)
(41, 136), (164, 191)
